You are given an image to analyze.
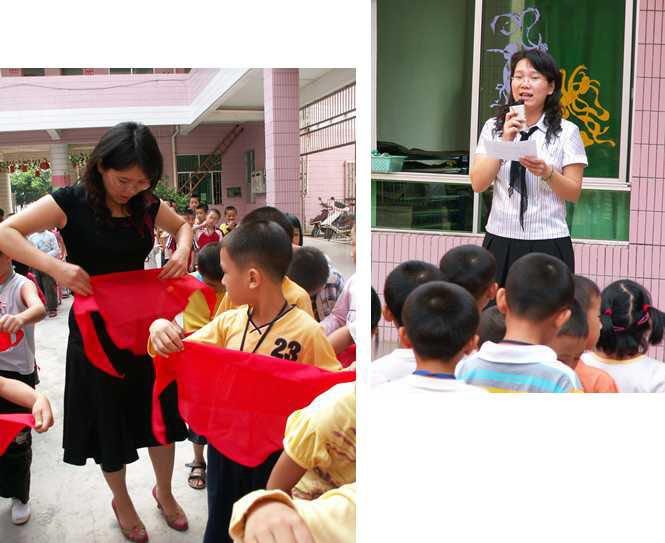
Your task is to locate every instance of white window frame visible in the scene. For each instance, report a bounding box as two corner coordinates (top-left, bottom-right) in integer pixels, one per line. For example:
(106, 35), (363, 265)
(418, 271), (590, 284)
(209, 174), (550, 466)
(372, 0), (635, 236)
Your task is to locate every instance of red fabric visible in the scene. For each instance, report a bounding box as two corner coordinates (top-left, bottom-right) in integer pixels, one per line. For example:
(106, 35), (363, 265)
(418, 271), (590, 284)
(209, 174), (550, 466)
(152, 341), (355, 467)
(0, 330), (24, 351)
(0, 414), (34, 455)
(73, 269), (217, 378)
(337, 344), (356, 368)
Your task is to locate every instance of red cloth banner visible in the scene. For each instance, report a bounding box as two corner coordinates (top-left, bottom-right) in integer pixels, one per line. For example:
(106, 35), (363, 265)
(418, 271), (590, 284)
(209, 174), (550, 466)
(0, 414), (35, 455)
(152, 342), (355, 467)
(73, 269), (216, 378)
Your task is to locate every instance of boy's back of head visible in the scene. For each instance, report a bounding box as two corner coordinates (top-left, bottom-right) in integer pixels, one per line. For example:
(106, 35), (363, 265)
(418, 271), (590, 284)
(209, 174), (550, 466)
(287, 247), (329, 295)
(478, 306), (506, 346)
(573, 274), (601, 312)
(222, 220), (292, 283)
(557, 299), (589, 338)
(439, 244), (497, 301)
(505, 253), (574, 321)
(383, 261), (445, 326)
(402, 281), (479, 361)
(242, 206), (294, 242)
(197, 242), (224, 282)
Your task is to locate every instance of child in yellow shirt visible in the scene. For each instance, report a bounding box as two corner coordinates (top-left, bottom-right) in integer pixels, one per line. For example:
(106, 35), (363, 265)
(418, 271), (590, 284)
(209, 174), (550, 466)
(213, 206), (314, 318)
(148, 220), (340, 543)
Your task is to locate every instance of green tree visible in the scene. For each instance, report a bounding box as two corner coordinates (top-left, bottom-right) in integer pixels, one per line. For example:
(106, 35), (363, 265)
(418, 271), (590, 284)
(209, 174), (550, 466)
(153, 180), (189, 212)
(10, 170), (52, 206)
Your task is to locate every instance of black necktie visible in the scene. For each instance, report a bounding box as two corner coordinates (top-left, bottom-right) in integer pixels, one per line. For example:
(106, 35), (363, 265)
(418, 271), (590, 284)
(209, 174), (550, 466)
(508, 126), (539, 230)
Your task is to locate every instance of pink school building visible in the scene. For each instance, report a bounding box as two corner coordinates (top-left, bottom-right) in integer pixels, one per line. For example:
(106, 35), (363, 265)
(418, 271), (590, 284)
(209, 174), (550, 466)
(0, 68), (355, 227)
(372, 1), (665, 360)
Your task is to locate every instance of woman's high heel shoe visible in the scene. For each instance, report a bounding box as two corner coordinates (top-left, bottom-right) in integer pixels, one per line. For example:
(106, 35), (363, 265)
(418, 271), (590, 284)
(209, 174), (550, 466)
(152, 486), (188, 532)
(111, 500), (149, 542)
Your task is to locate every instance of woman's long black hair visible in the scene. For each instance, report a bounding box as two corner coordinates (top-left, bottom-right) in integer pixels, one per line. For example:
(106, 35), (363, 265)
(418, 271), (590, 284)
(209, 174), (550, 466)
(493, 48), (563, 145)
(82, 122), (163, 233)
(597, 279), (665, 359)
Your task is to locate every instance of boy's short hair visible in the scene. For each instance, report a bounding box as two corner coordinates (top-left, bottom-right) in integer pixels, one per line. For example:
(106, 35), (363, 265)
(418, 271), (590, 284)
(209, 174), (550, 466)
(573, 274), (601, 313)
(209, 208), (221, 219)
(384, 261), (445, 327)
(402, 281), (479, 360)
(505, 253), (574, 320)
(439, 245), (497, 300)
(182, 209), (194, 218)
(242, 206), (294, 241)
(287, 247), (329, 294)
(371, 288), (381, 332)
(196, 203), (209, 213)
(557, 300), (589, 338)
(197, 242), (224, 282)
(478, 306), (506, 346)
(224, 205), (238, 215)
(222, 220), (292, 282)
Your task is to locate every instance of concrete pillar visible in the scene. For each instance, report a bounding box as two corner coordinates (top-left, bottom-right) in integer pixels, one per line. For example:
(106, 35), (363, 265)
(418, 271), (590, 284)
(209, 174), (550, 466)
(50, 143), (71, 188)
(0, 172), (12, 215)
(263, 68), (301, 218)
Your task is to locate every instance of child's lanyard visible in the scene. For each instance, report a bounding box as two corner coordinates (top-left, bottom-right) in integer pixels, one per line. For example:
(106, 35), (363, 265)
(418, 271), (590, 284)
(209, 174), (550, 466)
(413, 370), (456, 380)
(239, 301), (289, 354)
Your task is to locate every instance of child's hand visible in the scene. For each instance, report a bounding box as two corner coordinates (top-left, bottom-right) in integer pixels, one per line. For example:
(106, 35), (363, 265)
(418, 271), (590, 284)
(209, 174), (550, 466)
(32, 393), (54, 433)
(149, 319), (185, 357)
(244, 501), (314, 543)
(0, 314), (25, 334)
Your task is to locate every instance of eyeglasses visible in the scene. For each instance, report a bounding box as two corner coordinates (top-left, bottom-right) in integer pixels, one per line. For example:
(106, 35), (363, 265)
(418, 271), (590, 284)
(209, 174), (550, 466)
(511, 75), (545, 84)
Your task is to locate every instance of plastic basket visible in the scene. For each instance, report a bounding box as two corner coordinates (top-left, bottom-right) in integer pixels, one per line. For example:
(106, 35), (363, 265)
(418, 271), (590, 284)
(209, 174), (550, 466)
(371, 153), (407, 173)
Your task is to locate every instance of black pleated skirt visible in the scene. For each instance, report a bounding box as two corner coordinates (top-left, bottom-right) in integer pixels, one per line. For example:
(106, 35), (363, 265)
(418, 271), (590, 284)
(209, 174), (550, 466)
(63, 310), (187, 472)
(483, 232), (575, 287)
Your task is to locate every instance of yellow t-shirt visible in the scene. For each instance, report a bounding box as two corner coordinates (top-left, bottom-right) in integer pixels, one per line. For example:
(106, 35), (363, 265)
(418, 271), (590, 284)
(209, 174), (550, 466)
(214, 277), (314, 319)
(284, 382), (356, 500)
(229, 483), (356, 543)
(182, 273), (226, 333)
(187, 305), (341, 371)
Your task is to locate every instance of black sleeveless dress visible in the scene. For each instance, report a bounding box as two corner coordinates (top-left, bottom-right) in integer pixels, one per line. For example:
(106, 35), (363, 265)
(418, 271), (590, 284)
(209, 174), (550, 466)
(52, 185), (186, 471)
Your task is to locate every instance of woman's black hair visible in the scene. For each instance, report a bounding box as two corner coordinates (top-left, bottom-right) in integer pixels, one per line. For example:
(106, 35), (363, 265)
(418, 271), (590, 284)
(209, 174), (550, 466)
(597, 279), (665, 359)
(285, 213), (304, 246)
(82, 122), (163, 232)
(493, 48), (563, 145)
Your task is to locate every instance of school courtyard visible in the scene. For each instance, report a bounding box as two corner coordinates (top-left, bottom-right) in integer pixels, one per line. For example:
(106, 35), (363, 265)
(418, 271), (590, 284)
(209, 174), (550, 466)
(0, 68), (356, 231)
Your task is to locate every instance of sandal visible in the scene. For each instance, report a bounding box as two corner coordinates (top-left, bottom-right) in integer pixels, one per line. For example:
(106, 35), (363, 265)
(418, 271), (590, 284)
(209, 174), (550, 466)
(186, 461), (206, 490)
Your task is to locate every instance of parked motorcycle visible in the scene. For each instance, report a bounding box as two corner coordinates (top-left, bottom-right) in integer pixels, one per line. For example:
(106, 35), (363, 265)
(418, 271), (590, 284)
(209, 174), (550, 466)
(310, 197), (334, 237)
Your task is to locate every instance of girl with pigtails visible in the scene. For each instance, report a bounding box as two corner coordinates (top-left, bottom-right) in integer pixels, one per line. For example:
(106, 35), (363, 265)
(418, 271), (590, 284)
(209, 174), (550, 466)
(581, 280), (665, 392)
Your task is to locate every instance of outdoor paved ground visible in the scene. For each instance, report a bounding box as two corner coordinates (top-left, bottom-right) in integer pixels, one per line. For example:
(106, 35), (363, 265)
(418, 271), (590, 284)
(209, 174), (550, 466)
(0, 236), (353, 543)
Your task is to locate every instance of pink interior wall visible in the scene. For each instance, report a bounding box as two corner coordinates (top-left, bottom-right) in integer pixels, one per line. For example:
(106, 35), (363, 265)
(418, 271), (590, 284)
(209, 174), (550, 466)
(303, 144), (355, 229)
(372, 2), (665, 361)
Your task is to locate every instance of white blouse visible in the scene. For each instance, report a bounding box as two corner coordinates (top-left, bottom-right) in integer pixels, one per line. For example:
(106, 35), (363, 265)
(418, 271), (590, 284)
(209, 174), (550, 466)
(476, 114), (588, 240)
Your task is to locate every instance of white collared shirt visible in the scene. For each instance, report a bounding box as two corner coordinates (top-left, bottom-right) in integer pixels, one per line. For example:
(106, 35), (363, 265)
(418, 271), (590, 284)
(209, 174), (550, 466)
(476, 115), (588, 240)
(581, 351), (665, 393)
(370, 348), (417, 385)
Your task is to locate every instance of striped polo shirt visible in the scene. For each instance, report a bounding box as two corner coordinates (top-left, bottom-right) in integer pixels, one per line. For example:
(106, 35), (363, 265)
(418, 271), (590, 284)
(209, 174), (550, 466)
(476, 115), (588, 240)
(455, 341), (581, 393)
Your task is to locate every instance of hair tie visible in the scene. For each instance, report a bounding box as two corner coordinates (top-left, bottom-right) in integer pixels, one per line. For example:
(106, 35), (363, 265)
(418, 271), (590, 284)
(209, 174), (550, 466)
(612, 325), (627, 332)
(636, 304), (651, 326)
(603, 308), (613, 316)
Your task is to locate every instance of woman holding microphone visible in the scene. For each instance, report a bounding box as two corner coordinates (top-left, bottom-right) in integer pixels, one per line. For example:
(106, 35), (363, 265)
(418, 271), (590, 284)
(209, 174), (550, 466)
(470, 48), (588, 285)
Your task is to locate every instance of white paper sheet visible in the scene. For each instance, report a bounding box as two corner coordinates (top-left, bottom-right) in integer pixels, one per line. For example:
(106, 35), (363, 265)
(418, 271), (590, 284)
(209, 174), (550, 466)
(484, 140), (538, 161)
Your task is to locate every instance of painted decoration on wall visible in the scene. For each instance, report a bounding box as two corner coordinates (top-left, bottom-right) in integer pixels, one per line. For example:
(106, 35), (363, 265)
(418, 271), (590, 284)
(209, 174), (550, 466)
(480, 0), (625, 179)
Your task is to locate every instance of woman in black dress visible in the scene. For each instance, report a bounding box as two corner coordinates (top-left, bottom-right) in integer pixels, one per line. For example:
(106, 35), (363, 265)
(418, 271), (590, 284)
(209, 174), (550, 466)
(0, 122), (193, 541)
